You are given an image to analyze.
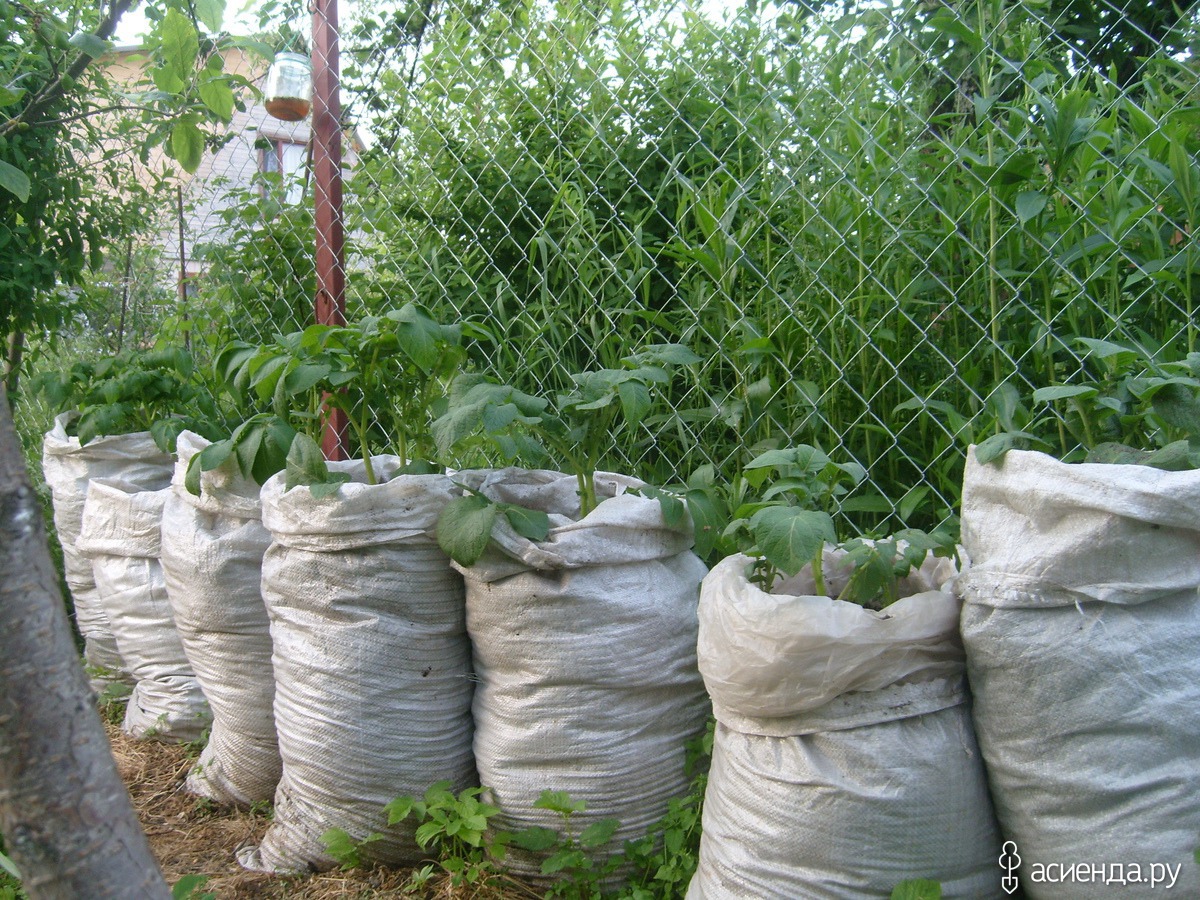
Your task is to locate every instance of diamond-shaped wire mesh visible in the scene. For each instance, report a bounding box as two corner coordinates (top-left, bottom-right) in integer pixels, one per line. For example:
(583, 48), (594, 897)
(107, 0), (1200, 531)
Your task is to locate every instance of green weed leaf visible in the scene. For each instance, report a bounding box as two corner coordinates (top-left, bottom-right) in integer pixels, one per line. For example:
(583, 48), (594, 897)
(385, 795), (415, 825)
(171, 874), (213, 900)
(1015, 190), (1047, 224)
(533, 790), (586, 816)
(578, 819), (620, 848)
(511, 826), (559, 852)
(0, 850), (20, 882)
(891, 879), (941, 900)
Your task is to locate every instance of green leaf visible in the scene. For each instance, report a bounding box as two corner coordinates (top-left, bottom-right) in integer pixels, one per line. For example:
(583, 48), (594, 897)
(414, 821), (444, 849)
(198, 78), (234, 121)
(891, 879), (941, 900)
(541, 848), (586, 875)
(578, 818), (619, 848)
(641, 486), (685, 528)
(624, 343), (703, 367)
(285, 432), (330, 490)
(974, 433), (1014, 465)
(511, 826), (560, 852)
(184, 454), (204, 497)
(320, 828), (360, 868)
(160, 8), (200, 81)
(194, 0), (225, 33)
(152, 66), (187, 94)
(0, 86), (26, 107)
(69, 32), (113, 58)
(1015, 190), (1047, 224)
(197, 439), (234, 473)
(499, 503), (551, 542)
(749, 506), (835, 578)
(150, 417), (184, 453)
(1153, 383), (1200, 438)
(616, 378), (652, 426)
(839, 495), (892, 513)
(171, 874), (211, 900)
(533, 790), (586, 816)
(685, 488), (723, 560)
(308, 474), (351, 500)
(0, 849), (21, 881)
(1033, 384), (1097, 403)
(0, 160), (31, 202)
(436, 494), (499, 567)
(927, 11), (984, 52)
(171, 121), (205, 174)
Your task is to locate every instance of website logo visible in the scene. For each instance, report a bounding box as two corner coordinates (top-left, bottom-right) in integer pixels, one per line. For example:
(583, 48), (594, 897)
(1000, 841), (1021, 895)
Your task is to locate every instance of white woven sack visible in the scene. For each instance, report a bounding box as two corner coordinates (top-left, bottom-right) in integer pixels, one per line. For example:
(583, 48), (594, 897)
(77, 479), (209, 741)
(159, 431), (279, 805)
(454, 468), (709, 885)
(239, 458), (476, 873)
(958, 448), (1200, 899)
(42, 414), (173, 686)
(688, 552), (1003, 900)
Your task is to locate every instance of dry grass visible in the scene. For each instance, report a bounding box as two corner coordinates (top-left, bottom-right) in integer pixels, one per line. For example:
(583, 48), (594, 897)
(106, 724), (542, 900)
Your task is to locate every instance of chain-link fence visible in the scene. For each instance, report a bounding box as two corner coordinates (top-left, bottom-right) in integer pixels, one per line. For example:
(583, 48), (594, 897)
(123, 0), (1200, 531)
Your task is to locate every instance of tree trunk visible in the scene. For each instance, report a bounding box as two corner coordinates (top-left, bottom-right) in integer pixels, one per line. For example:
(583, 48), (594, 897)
(0, 385), (169, 899)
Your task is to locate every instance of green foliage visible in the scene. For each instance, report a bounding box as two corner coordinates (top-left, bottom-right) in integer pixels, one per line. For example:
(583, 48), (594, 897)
(319, 827), (382, 871)
(188, 183), (316, 357)
(384, 781), (509, 888)
(184, 413), (299, 496)
(0, 0), (265, 356)
(219, 305), (464, 488)
(283, 432), (350, 498)
(509, 790), (621, 899)
(434, 343), (698, 516)
(170, 874), (215, 900)
(0, 837), (23, 900)
(978, 341), (1200, 469)
(435, 488), (550, 567)
(341, 0), (1200, 535)
(713, 445), (862, 590)
(890, 879), (942, 900)
(28, 347), (223, 452)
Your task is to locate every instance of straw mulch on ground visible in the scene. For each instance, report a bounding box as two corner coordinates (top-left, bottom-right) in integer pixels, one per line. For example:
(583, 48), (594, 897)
(107, 723), (541, 900)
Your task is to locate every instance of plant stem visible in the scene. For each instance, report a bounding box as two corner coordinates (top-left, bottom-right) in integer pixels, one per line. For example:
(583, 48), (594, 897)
(810, 545), (826, 598)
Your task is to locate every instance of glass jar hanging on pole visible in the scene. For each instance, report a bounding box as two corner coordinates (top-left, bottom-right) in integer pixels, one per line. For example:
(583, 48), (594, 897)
(263, 51), (313, 121)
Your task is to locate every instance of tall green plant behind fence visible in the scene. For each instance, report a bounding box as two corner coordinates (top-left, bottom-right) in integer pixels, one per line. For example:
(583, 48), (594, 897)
(42, 0), (1200, 533)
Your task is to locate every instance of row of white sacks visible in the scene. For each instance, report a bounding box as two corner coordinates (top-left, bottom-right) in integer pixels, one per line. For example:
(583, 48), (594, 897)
(43, 416), (1200, 897)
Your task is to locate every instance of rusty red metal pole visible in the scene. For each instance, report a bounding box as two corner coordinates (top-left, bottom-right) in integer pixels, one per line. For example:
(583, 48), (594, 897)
(312, 0), (349, 460)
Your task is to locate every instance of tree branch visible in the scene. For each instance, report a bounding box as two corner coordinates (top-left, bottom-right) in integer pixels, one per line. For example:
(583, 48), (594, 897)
(0, 0), (140, 139)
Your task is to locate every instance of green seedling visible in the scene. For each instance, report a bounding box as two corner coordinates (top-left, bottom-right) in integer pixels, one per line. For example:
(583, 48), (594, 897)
(507, 790), (621, 900)
(319, 827), (383, 870)
(385, 781), (509, 888)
